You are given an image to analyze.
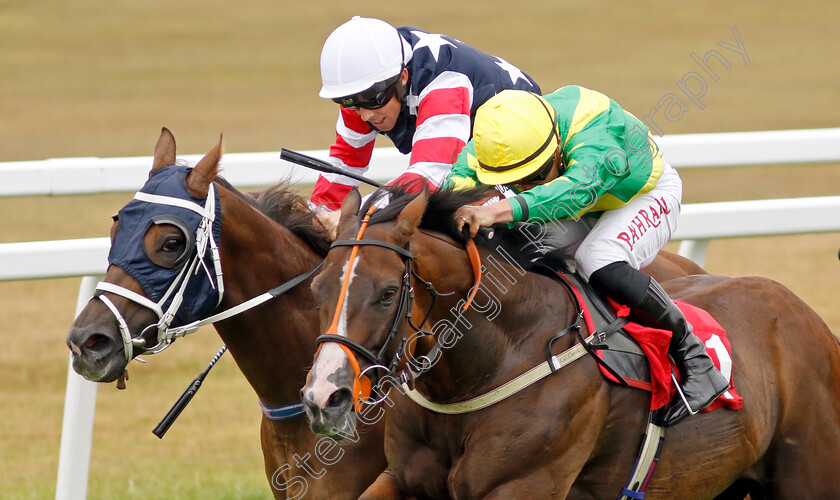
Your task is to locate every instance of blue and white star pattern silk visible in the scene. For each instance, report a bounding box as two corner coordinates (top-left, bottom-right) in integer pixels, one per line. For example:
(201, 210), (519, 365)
(495, 57), (529, 86)
(410, 30), (456, 62)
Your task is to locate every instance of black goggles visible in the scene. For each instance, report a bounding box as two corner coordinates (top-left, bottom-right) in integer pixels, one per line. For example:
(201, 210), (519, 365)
(332, 73), (401, 110)
(516, 153), (556, 185)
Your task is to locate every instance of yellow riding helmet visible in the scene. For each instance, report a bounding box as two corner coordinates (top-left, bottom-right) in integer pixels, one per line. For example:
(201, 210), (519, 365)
(473, 90), (559, 185)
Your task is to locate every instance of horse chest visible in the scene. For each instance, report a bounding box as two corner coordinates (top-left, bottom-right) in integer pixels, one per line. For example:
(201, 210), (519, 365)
(392, 372), (611, 498)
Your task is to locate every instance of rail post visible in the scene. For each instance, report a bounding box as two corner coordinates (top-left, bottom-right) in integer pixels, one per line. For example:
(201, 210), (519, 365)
(55, 276), (101, 500)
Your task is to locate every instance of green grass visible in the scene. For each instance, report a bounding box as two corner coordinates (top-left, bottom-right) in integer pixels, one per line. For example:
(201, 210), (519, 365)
(1, 0), (839, 498)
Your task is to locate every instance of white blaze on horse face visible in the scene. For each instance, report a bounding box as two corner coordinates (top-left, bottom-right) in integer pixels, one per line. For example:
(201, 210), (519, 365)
(309, 257), (359, 406)
(336, 257), (357, 338)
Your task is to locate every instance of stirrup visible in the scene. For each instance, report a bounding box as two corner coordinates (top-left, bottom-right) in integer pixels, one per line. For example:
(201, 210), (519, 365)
(653, 370), (728, 426)
(671, 372), (698, 417)
(651, 372), (698, 427)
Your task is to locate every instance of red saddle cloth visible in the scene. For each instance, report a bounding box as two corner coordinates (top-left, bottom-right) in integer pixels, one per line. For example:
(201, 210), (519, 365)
(606, 299), (744, 412)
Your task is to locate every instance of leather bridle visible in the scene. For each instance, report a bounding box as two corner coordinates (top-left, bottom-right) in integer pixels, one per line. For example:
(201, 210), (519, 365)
(315, 206), (482, 410)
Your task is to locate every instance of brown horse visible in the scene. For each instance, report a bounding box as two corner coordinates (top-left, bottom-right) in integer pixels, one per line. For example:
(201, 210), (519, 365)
(65, 129), (387, 499)
(301, 187), (840, 499)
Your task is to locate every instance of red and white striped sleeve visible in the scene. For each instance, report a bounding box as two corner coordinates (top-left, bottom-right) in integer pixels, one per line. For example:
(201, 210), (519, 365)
(311, 72), (474, 207)
(389, 71), (473, 192)
(309, 107), (378, 210)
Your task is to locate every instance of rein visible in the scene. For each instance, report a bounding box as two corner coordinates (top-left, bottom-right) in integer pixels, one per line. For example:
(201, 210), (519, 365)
(319, 213), (604, 414)
(166, 261), (323, 338)
(317, 210), (618, 415)
(336, 229), (616, 415)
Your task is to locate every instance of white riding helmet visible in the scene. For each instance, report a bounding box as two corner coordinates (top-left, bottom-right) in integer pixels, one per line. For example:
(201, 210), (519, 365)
(319, 16), (409, 99)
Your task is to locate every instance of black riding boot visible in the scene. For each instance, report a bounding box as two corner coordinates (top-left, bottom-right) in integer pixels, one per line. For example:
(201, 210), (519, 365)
(633, 279), (730, 426)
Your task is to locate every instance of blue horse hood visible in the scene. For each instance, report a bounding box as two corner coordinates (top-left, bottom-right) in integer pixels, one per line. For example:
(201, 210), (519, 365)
(107, 165), (223, 326)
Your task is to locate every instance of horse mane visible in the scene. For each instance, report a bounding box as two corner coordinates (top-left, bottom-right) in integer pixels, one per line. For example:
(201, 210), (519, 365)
(361, 185), (497, 244)
(214, 175), (330, 256)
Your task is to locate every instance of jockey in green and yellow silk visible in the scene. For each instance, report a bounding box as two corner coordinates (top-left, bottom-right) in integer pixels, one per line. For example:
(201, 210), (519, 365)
(447, 87), (729, 426)
(447, 85), (664, 222)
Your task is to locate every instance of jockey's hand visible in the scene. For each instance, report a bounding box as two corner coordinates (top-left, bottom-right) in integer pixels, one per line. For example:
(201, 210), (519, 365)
(454, 200), (514, 238)
(315, 210), (340, 241)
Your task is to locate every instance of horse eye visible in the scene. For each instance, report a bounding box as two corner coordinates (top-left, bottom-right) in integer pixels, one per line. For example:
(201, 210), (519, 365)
(379, 287), (398, 305)
(161, 237), (183, 253)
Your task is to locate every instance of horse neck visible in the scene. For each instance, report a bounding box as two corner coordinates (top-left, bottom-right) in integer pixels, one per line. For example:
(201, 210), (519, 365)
(411, 234), (577, 402)
(212, 190), (322, 407)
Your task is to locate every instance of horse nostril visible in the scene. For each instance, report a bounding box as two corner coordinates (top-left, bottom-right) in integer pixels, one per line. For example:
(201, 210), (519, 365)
(83, 333), (111, 352)
(327, 388), (353, 410)
(301, 389), (319, 410)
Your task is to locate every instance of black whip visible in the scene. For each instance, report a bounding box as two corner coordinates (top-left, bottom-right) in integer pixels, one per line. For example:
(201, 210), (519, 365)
(152, 345), (227, 438)
(280, 148), (384, 188)
(280, 148), (493, 239)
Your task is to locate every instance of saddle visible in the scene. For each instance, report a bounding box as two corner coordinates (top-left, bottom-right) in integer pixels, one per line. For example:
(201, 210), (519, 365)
(532, 261), (743, 413)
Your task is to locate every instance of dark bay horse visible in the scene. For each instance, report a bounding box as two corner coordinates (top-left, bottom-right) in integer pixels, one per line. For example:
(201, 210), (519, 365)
(301, 187), (840, 499)
(65, 129), (387, 499)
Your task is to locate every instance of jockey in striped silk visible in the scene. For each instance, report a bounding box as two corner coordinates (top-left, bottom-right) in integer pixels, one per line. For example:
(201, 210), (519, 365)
(310, 16), (541, 211)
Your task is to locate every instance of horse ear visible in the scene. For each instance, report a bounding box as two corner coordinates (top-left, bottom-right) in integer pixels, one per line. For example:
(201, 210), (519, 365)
(337, 188), (362, 236)
(151, 127), (176, 175)
(394, 189), (428, 243)
(186, 133), (223, 198)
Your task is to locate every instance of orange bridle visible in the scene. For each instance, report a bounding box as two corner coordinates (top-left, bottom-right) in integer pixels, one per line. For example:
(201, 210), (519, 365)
(320, 206), (377, 409)
(318, 205), (484, 411)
